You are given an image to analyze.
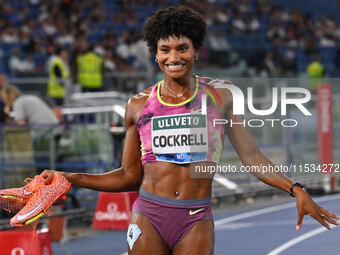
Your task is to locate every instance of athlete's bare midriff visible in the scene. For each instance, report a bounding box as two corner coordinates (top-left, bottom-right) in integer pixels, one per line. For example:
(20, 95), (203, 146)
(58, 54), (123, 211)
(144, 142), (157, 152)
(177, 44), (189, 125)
(141, 162), (216, 200)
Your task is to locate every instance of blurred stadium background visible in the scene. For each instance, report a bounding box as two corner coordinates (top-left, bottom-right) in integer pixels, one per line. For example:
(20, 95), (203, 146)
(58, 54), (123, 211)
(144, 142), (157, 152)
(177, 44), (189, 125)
(0, 0), (340, 254)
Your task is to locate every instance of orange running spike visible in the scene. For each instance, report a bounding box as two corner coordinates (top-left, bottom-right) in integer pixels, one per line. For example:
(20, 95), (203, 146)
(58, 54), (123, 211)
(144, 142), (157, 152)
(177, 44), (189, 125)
(0, 175), (67, 213)
(10, 173), (71, 227)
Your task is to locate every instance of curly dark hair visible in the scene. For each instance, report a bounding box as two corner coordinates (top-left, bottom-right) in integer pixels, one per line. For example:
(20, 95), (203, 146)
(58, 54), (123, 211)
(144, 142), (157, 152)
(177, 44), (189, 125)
(143, 6), (207, 54)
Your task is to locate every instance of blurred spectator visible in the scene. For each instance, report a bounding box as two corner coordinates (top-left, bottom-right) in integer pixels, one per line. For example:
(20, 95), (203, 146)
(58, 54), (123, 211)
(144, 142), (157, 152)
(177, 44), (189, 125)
(320, 32), (337, 47)
(47, 47), (70, 106)
(129, 33), (153, 74)
(208, 29), (231, 67)
(8, 48), (22, 75)
(115, 30), (134, 63)
(232, 11), (246, 33)
(94, 44), (105, 59)
(77, 44), (103, 92)
(103, 49), (117, 72)
(102, 48), (117, 91)
(1, 85), (60, 126)
(40, 16), (57, 37)
(56, 27), (75, 47)
(21, 53), (37, 75)
(1, 85), (63, 173)
(69, 33), (88, 80)
(263, 51), (278, 77)
(8, 48), (37, 77)
(248, 14), (260, 33)
(2, 26), (19, 43)
(215, 7), (230, 24)
(281, 46), (296, 75)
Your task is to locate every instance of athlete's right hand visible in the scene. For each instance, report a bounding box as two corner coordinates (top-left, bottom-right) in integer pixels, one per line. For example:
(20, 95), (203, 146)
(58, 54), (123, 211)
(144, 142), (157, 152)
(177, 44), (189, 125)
(40, 170), (57, 184)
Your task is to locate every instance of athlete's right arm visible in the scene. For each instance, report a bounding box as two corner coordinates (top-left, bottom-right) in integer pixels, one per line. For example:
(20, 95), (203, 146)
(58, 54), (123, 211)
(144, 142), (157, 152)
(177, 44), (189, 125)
(41, 95), (144, 192)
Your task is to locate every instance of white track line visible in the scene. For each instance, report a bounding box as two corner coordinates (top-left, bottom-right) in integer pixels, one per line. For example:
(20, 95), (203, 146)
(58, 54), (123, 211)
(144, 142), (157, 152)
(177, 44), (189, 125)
(214, 173), (238, 190)
(215, 202), (296, 226)
(215, 193), (340, 226)
(266, 227), (329, 255)
(216, 219), (318, 230)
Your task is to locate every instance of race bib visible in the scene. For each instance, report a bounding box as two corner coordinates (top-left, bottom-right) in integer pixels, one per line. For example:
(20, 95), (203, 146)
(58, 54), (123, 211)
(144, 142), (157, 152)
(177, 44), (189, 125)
(152, 113), (208, 163)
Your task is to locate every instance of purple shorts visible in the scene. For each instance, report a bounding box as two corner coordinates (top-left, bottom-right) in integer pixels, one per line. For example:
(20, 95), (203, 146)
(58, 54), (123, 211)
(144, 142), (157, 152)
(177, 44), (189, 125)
(132, 188), (213, 250)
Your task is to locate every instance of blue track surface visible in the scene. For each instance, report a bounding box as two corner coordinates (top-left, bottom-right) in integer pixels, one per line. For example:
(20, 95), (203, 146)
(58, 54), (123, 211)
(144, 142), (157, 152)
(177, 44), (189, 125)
(52, 193), (340, 255)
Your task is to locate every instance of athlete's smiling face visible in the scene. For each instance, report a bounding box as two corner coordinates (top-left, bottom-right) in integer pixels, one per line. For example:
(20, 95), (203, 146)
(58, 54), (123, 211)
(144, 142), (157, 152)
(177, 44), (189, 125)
(156, 35), (198, 80)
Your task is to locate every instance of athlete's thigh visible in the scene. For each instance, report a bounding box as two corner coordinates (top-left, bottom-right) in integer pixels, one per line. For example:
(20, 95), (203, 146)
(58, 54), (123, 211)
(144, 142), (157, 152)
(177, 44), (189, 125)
(172, 220), (215, 255)
(127, 213), (170, 255)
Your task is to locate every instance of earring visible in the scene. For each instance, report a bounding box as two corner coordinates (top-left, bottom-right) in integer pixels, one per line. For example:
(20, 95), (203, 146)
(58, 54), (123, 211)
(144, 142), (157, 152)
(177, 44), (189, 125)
(155, 58), (158, 63)
(194, 55), (198, 60)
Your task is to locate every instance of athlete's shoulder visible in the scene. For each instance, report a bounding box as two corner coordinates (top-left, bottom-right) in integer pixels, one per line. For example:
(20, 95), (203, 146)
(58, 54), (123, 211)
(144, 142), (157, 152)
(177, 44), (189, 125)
(199, 76), (235, 106)
(199, 76), (233, 87)
(128, 86), (153, 106)
(125, 86), (154, 125)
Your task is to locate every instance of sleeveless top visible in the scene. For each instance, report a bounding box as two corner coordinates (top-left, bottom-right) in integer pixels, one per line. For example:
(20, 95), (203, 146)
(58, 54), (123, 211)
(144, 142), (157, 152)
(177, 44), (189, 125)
(137, 75), (225, 165)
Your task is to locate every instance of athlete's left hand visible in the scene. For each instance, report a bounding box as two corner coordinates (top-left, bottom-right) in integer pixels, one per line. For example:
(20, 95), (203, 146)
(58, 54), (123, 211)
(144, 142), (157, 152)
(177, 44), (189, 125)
(295, 189), (340, 230)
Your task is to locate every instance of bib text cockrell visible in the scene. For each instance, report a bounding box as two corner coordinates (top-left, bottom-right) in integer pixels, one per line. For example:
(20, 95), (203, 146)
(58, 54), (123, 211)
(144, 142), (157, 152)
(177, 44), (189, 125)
(153, 134), (207, 147)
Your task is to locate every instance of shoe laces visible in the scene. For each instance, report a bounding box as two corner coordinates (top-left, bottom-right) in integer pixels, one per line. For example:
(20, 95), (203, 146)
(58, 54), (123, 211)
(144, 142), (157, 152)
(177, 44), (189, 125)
(24, 176), (41, 193)
(25, 181), (52, 238)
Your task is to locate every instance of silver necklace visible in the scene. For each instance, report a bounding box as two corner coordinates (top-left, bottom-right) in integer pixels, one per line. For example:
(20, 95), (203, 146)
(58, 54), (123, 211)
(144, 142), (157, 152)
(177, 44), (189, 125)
(163, 81), (190, 97)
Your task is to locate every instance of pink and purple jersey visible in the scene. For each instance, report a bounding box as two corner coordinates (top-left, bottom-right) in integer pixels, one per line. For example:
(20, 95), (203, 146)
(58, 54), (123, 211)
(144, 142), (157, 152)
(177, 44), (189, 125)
(137, 75), (225, 165)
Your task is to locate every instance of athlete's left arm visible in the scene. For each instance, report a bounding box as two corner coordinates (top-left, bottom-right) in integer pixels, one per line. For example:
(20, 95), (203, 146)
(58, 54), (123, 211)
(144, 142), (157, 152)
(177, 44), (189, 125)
(221, 87), (340, 230)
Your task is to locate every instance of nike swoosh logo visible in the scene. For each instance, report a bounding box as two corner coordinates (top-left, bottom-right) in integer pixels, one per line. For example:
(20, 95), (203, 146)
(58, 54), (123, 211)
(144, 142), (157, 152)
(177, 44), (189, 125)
(17, 202), (42, 221)
(189, 208), (203, 215)
(23, 188), (31, 196)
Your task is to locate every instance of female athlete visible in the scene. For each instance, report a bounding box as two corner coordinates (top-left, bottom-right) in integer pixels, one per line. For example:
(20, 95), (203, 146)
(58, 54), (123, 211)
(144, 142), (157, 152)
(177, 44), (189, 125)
(42, 6), (339, 255)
